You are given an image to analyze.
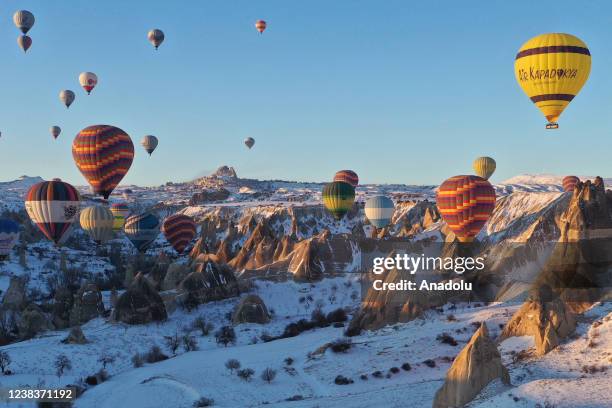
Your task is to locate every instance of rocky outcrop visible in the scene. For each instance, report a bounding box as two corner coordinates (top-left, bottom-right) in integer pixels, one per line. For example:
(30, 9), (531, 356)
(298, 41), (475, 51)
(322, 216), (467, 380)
(500, 287), (575, 355)
(189, 188), (231, 205)
(18, 303), (52, 339)
(433, 323), (510, 408)
(112, 273), (167, 325)
(211, 166), (237, 179)
(178, 258), (239, 308)
(2, 277), (27, 311)
(62, 326), (88, 344)
(232, 294), (270, 324)
(69, 283), (104, 326)
(161, 263), (191, 291)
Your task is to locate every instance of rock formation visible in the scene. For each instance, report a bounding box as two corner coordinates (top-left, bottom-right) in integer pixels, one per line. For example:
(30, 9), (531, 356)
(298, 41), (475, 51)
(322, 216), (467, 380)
(433, 323), (510, 408)
(178, 258), (239, 308)
(69, 283), (104, 326)
(112, 273), (167, 325)
(162, 262), (191, 291)
(62, 326), (88, 344)
(232, 294), (270, 324)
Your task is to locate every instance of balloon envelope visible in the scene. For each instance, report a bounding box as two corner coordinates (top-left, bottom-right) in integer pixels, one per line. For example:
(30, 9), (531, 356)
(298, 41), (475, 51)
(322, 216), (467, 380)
(436, 175), (496, 243)
(472, 157), (496, 180)
(255, 20), (267, 33)
(365, 195), (394, 229)
(25, 180), (81, 245)
(515, 33), (591, 127)
(80, 205), (114, 244)
(322, 181), (355, 220)
(0, 219), (20, 260)
(17, 35), (32, 52)
(244, 137), (255, 149)
(13, 10), (34, 34)
(59, 90), (75, 108)
(110, 203), (130, 232)
(79, 72), (98, 94)
(124, 213), (160, 252)
(50, 126), (61, 140)
(162, 214), (197, 254)
(333, 170), (359, 188)
(141, 135), (158, 156)
(148, 29), (165, 49)
(562, 175), (580, 192)
(72, 125), (135, 199)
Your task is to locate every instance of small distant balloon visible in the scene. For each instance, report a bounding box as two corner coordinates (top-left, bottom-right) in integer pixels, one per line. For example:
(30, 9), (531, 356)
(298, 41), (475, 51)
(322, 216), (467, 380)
(244, 137), (255, 149)
(255, 20), (267, 34)
(59, 90), (75, 108)
(472, 157), (496, 180)
(124, 212), (160, 252)
(562, 175), (580, 192)
(334, 170), (359, 188)
(17, 35), (32, 53)
(13, 10), (35, 34)
(147, 29), (165, 49)
(79, 72), (98, 95)
(141, 135), (158, 156)
(110, 202), (130, 232)
(50, 126), (61, 140)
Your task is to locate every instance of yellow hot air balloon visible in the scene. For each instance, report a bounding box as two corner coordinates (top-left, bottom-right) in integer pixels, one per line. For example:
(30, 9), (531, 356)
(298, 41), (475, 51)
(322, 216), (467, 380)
(515, 33), (591, 129)
(80, 205), (114, 244)
(472, 157), (496, 180)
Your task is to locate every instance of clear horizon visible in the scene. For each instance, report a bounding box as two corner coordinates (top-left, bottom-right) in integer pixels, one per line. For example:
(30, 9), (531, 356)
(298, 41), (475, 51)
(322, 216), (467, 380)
(1, 1), (612, 187)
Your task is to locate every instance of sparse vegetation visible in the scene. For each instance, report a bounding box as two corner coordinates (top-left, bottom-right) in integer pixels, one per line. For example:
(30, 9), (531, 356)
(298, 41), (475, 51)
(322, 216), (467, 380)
(54, 354), (72, 379)
(215, 326), (236, 347)
(193, 396), (215, 407)
(237, 368), (255, 382)
(446, 314), (457, 322)
(225, 359), (241, 373)
(284, 357), (294, 366)
(260, 367), (277, 383)
(423, 359), (436, 368)
(372, 370), (383, 378)
(97, 354), (115, 369)
(436, 332), (458, 346)
(182, 334), (199, 352)
(192, 315), (214, 336)
(164, 332), (181, 355)
(330, 338), (352, 353)
(401, 362), (411, 371)
(146, 345), (169, 363)
(0, 351), (11, 374)
(389, 367), (400, 374)
(334, 375), (353, 385)
(131, 353), (145, 368)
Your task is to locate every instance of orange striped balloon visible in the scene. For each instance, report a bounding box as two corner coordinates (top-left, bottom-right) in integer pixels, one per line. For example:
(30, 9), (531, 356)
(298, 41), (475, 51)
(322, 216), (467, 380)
(333, 170), (359, 188)
(162, 214), (197, 254)
(436, 175), (496, 242)
(72, 125), (135, 200)
(562, 175), (580, 192)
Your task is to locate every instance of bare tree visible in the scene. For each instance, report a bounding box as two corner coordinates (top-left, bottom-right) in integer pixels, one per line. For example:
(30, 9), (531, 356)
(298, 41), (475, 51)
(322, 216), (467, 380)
(261, 367), (277, 384)
(225, 359), (241, 374)
(54, 354), (72, 379)
(0, 351), (11, 374)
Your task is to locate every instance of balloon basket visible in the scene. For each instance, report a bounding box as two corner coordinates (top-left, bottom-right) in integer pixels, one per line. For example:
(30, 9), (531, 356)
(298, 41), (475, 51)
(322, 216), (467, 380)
(545, 122), (559, 130)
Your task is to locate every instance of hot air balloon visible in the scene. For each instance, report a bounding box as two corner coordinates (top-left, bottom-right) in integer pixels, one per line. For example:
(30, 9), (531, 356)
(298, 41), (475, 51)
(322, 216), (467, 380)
(436, 175), (496, 243)
(17, 35), (32, 53)
(79, 72), (98, 95)
(122, 189), (133, 200)
(124, 212), (160, 252)
(13, 10), (34, 34)
(333, 170), (359, 188)
(72, 125), (135, 199)
(59, 90), (75, 108)
(162, 214), (197, 254)
(147, 29), (165, 49)
(25, 179), (81, 245)
(562, 175), (580, 192)
(244, 137), (255, 149)
(141, 135), (158, 156)
(0, 219), (19, 261)
(50, 126), (61, 140)
(365, 195), (394, 229)
(472, 157), (496, 180)
(255, 20), (267, 34)
(515, 33), (591, 129)
(110, 202), (130, 232)
(322, 181), (355, 220)
(80, 205), (114, 244)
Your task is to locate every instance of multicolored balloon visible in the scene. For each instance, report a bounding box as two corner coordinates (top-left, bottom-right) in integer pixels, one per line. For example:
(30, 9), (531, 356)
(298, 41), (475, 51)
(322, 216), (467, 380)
(322, 181), (355, 220)
(72, 125), (135, 199)
(13, 10), (35, 34)
(334, 170), (359, 188)
(472, 157), (496, 180)
(79, 72), (98, 95)
(0, 219), (20, 261)
(162, 214), (197, 254)
(17, 35), (32, 53)
(244, 137), (255, 149)
(141, 135), (158, 156)
(25, 180), (81, 245)
(365, 195), (394, 229)
(50, 126), (61, 140)
(255, 20), (267, 34)
(436, 175), (496, 243)
(80, 205), (114, 244)
(59, 90), (75, 108)
(515, 33), (591, 129)
(110, 202), (130, 232)
(124, 213), (160, 252)
(147, 29), (165, 49)
(562, 175), (580, 192)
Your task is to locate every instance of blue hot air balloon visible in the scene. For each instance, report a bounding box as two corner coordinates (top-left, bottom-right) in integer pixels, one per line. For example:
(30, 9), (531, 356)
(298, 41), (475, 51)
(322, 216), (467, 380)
(124, 212), (160, 252)
(365, 195), (395, 229)
(0, 219), (20, 260)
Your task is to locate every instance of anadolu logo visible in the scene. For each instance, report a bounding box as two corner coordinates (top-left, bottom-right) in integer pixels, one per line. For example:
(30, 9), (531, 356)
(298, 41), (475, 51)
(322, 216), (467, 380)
(517, 67), (578, 82)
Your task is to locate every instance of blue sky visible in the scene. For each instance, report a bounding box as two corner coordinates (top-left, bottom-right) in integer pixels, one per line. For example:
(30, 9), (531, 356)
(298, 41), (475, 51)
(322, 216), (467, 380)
(1, 0), (612, 186)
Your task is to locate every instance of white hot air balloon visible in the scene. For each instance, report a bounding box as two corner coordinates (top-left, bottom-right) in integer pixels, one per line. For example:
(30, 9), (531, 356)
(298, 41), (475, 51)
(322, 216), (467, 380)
(79, 72), (98, 94)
